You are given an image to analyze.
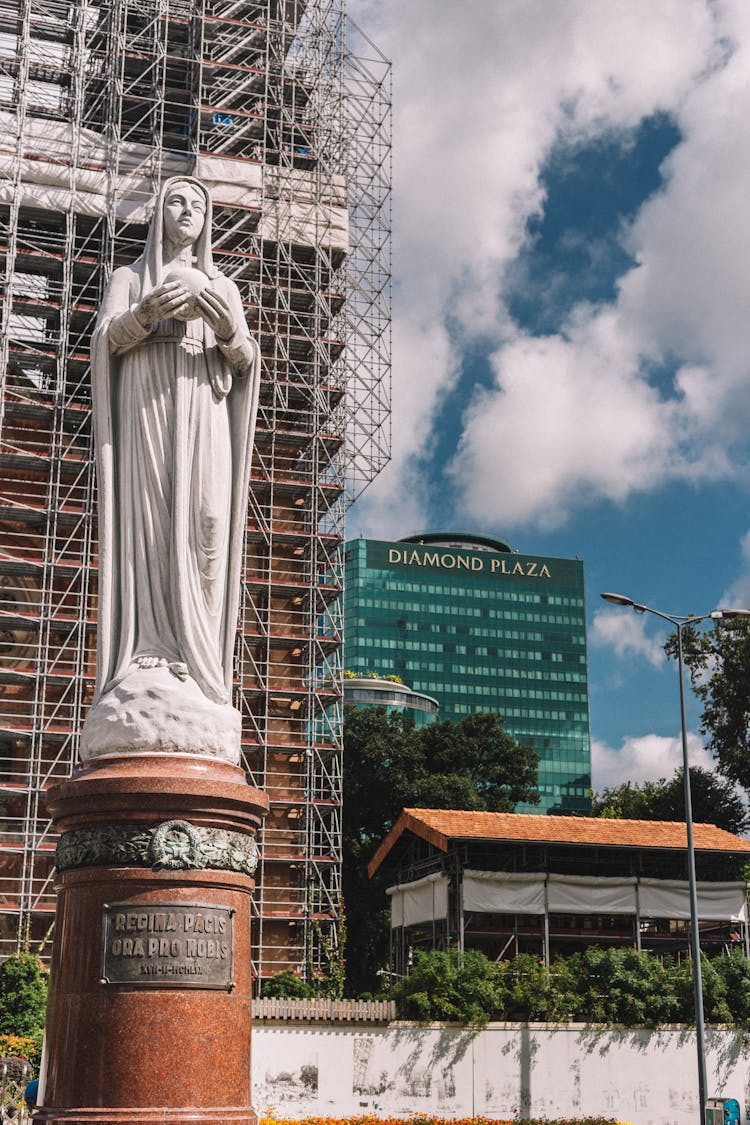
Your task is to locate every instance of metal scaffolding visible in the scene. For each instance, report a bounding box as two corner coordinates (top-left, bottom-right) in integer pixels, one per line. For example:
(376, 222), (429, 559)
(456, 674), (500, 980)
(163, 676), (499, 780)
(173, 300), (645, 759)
(0, 0), (391, 981)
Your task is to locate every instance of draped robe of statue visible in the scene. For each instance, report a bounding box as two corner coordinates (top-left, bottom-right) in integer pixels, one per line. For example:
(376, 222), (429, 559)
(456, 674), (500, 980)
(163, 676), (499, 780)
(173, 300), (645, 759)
(80, 177), (260, 764)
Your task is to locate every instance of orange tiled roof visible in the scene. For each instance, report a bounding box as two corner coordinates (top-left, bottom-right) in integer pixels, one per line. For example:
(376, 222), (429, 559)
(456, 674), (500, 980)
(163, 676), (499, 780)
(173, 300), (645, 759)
(367, 808), (750, 878)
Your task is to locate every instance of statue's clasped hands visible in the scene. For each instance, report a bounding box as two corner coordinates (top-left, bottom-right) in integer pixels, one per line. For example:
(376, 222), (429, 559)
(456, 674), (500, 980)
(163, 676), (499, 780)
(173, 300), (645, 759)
(193, 288), (236, 341)
(134, 280), (237, 341)
(134, 280), (191, 328)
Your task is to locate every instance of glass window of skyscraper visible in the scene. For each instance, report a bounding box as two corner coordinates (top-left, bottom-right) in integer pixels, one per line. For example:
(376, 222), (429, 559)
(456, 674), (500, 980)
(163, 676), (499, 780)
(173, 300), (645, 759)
(344, 533), (591, 814)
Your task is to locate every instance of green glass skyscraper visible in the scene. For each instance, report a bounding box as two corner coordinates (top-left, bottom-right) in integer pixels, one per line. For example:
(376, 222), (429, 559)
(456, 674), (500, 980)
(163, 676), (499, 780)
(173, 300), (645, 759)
(344, 532), (591, 813)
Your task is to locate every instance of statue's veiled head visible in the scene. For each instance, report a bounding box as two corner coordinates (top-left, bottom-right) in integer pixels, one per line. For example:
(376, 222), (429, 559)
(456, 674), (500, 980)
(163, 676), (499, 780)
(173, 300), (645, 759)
(163, 181), (208, 249)
(140, 176), (218, 293)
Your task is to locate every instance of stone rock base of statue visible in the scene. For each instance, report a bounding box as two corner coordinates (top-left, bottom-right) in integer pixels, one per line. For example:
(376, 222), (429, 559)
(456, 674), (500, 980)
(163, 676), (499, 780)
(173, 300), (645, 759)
(35, 754), (268, 1125)
(80, 666), (243, 765)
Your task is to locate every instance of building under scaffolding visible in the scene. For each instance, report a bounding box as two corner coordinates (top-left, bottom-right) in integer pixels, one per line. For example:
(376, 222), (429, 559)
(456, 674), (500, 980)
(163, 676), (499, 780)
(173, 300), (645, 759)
(0, 0), (391, 982)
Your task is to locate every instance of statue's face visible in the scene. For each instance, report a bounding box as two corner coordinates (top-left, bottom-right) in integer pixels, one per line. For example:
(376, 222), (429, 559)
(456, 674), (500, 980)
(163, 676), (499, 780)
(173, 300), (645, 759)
(163, 184), (207, 247)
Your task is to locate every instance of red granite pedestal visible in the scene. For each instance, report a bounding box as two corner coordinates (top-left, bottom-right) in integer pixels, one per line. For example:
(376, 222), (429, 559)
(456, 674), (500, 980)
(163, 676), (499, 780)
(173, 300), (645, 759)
(35, 754), (268, 1125)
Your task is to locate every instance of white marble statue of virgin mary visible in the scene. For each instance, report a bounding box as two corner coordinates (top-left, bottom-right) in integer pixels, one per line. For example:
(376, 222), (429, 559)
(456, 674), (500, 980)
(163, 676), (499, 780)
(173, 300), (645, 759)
(80, 176), (260, 764)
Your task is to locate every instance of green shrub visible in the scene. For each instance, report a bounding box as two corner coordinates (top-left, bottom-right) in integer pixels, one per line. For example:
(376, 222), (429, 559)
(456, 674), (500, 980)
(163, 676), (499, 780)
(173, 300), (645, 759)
(0, 954), (47, 1039)
(390, 946), (750, 1028)
(714, 951), (750, 1023)
(393, 948), (502, 1025)
(495, 953), (556, 1021)
(261, 970), (316, 999)
(571, 947), (678, 1026)
(674, 954), (732, 1024)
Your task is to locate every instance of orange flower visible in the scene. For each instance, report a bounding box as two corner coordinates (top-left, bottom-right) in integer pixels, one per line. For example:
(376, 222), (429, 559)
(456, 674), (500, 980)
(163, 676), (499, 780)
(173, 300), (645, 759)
(259, 1118), (620, 1125)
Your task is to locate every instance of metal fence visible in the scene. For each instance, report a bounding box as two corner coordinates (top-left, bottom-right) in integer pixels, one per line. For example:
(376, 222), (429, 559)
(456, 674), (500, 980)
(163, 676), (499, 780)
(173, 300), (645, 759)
(0, 1058), (32, 1123)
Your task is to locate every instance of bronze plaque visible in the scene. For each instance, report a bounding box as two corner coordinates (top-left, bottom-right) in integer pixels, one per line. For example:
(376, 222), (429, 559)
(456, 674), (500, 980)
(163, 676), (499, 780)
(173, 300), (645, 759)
(101, 902), (234, 989)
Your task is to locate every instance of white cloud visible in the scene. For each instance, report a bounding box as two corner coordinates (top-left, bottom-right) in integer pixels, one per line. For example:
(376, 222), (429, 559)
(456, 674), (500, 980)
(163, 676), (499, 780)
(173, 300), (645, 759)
(592, 731), (714, 792)
(448, 6), (750, 527)
(448, 315), (678, 528)
(589, 608), (666, 669)
(348, 318), (459, 539)
(720, 530), (750, 609)
(349, 0), (750, 533)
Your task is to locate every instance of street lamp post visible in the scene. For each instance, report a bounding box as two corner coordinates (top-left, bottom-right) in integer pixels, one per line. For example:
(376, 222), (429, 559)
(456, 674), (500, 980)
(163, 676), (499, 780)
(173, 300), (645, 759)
(599, 593), (750, 1125)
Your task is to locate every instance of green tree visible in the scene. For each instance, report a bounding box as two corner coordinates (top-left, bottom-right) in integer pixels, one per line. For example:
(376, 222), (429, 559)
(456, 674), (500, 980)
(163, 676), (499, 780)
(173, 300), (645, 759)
(0, 954), (47, 1038)
(392, 948), (502, 1025)
(495, 953), (557, 1021)
(260, 969), (315, 999)
(342, 707), (425, 849)
(591, 766), (750, 835)
(665, 619), (750, 792)
(714, 952), (750, 1024)
(419, 712), (540, 811)
(385, 946), (750, 1028)
(570, 947), (678, 1027)
(342, 707), (539, 995)
(673, 954), (732, 1025)
(341, 708), (424, 996)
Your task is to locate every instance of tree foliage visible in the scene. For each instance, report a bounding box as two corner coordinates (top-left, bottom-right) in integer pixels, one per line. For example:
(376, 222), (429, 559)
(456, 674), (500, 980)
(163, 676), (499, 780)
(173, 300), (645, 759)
(591, 766), (750, 835)
(343, 707), (539, 856)
(393, 947), (750, 1028)
(495, 952), (568, 1021)
(0, 954), (47, 1039)
(569, 947), (678, 1026)
(391, 949), (501, 1025)
(665, 619), (750, 792)
(419, 712), (542, 812)
(342, 708), (539, 995)
(673, 954), (732, 1025)
(260, 969), (316, 999)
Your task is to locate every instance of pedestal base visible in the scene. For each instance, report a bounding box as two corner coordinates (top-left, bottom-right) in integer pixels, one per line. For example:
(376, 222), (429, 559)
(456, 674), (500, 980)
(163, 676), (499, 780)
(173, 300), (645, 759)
(40, 756), (268, 1122)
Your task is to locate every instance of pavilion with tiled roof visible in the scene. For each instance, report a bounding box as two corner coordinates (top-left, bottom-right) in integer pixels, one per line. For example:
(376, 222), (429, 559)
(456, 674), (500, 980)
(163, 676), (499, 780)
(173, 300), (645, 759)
(368, 809), (750, 971)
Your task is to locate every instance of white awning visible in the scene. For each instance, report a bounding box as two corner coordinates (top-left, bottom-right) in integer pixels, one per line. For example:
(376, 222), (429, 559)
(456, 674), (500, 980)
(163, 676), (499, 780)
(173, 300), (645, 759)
(546, 874), (638, 915)
(463, 871), (640, 915)
(638, 878), (748, 923)
(386, 873), (448, 928)
(463, 870), (546, 914)
(385, 870), (749, 926)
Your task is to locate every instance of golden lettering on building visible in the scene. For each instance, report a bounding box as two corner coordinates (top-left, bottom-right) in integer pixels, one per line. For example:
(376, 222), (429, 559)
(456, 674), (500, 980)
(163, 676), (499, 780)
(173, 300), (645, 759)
(386, 547), (552, 579)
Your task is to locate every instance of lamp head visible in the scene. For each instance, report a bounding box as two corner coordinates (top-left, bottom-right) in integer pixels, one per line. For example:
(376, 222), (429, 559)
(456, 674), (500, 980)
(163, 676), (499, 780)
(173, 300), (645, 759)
(600, 592), (634, 608)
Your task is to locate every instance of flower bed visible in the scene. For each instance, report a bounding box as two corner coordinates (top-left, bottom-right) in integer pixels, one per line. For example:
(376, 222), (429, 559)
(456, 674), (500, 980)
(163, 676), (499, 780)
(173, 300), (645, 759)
(0, 1034), (41, 1064)
(260, 1116), (626, 1125)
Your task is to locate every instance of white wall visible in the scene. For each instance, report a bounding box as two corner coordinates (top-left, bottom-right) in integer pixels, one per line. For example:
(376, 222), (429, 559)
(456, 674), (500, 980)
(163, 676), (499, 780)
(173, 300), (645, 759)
(252, 1022), (750, 1125)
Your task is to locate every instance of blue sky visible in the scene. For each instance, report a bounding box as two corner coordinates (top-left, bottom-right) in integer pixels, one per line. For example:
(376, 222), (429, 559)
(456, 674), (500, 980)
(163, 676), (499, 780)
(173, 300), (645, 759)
(347, 0), (750, 794)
